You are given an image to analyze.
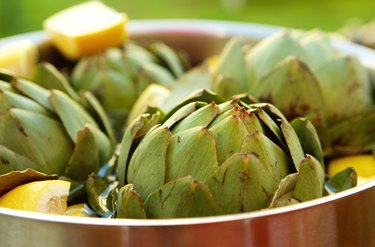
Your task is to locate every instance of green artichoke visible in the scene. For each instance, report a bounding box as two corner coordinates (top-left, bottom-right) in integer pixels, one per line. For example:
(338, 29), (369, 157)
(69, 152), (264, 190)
(115, 90), (325, 219)
(70, 41), (187, 133)
(0, 70), (115, 181)
(167, 29), (375, 157)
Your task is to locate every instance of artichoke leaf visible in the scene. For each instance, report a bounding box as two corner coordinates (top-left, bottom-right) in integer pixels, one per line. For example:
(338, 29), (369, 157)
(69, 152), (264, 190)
(49, 89), (98, 142)
(12, 78), (54, 112)
(144, 176), (224, 219)
(0, 145), (45, 175)
(166, 127), (219, 183)
(127, 127), (171, 199)
(292, 155), (325, 202)
(206, 153), (278, 213)
(0, 108), (73, 175)
(161, 64), (212, 113)
(291, 118), (324, 166)
(150, 42), (185, 78)
(0, 80), (16, 93)
(269, 173), (299, 208)
(253, 56), (326, 125)
(0, 168), (57, 197)
(117, 113), (162, 187)
(65, 127), (100, 181)
(31, 62), (80, 101)
(0, 89), (53, 117)
(241, 131), (292, 181)
(326, 167), (357, 193)
(116, 184), (146, 219)
(86, 175), (118, 218)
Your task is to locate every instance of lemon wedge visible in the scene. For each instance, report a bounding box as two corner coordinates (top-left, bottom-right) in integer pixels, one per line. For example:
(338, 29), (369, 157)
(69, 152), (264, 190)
(328, 154), (375, 185)
(66, 203), (91, 217)
(0, 180), (70, 214)
(44, 1), (128, 60)
(0, 40), (38, 77)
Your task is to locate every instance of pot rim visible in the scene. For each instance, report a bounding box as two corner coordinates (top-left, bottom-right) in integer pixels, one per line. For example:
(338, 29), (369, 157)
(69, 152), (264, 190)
(1, 19), (375, 227)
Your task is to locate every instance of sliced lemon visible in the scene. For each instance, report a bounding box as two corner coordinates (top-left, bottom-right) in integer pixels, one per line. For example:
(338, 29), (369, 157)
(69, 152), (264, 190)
(328, 154), (375, 185)
(128, 84), (170, 123)
(44, 1), (128, 60)
(66, 203), (91, 217)
(0, 39), (38, 77)
(0, 180), (70, 214)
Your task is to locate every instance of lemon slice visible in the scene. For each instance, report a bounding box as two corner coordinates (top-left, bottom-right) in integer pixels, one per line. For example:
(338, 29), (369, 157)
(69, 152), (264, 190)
(128, 84), (170, 123)
(0, 40), (38, 77)
(328, 154), (375, 185)
(66, 203), (91, 217)
(44, 1), (128, 60)
(0, 180), (70, 214)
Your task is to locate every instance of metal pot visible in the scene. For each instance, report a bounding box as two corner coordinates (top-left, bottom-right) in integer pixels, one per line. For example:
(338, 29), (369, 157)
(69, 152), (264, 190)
(1, 20), (375, 247)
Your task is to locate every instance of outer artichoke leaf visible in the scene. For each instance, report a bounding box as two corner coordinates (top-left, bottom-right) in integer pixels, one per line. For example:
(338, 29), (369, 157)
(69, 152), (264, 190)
(212, 38), (249, 97)
(162, 101), (207, 129)
(171, 102), (219, 134)
(257, 103), (288, 122)
(280, 120), (306, 171)
(300, 30), (338, 70)
(117, 114), (160, 187)
(326, 167), (357, 193)
(253, 56), (326, 125)
(137, 62), (175, 87)
(31, 62), (80, 101)
(268, 173), (298, 208)
(245, 30), (308, 87)
(0, 145), (44, 174)
(80, 91), (116, 145)
(127, 127), (171, 200)
(125, 42), (158, 66)
(0, 71), (16, 83)
(292, 155), (325, 202)
(166, 127), (219, 183)
(315, 55), (373, 124)
(144, 176), (224, 218)
(49, 90), (98, 142)
(65, 127), (100, 181)
(12, 78), (54, 112)
(209, 115), (249, 164)
(0, 168), (57, 197)
(206, 153), (279, 214)
(161, 64), (212, 113)
(116, 184), (147, 219)
(150, 42), (185, 78)
(0, 90), (52, 117)
(322, 110), (375, 156)
(240, 131), (292, 181)
(290, 118), (324, 167)
(71, 56), (103, 91)
(100, 69), (136, 115)
(0, 80), (16, 92)
(85, 124), (113, 166)
(0, 108), (73, 175)
(86, 175), (118, 218)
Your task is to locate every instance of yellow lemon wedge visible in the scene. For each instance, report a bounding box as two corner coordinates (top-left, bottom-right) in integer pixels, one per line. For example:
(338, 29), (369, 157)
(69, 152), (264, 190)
(0, 40), (38, 77)
(128, 84), (170, 123)
(65, 203), (91, 217)
(44, 1), (128, 60)
(0, 180), (70, 214)
(328, 154), (375, 185)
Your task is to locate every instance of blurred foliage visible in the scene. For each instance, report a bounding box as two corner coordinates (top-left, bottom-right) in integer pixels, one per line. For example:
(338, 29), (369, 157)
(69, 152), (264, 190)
(0, 0), (374, 38)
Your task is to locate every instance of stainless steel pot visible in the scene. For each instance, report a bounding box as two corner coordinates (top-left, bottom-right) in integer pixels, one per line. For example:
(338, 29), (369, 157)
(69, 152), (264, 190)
(1, 20), (375, 247)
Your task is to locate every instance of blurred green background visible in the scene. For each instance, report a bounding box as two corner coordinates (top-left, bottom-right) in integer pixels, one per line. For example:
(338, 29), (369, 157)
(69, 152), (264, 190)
(0, 0), (374, 38)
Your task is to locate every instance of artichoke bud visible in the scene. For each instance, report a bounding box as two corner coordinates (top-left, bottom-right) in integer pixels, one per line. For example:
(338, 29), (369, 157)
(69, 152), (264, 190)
(117, 90), (325, 218)
(0, 71), (114, 181)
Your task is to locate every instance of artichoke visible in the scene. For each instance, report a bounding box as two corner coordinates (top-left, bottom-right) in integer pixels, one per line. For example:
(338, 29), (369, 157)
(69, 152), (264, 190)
(0, 70), (115, 181)
(115, 90), (325, 219)
(167, 29), (375, 157)
(70, 41), (187, 133)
